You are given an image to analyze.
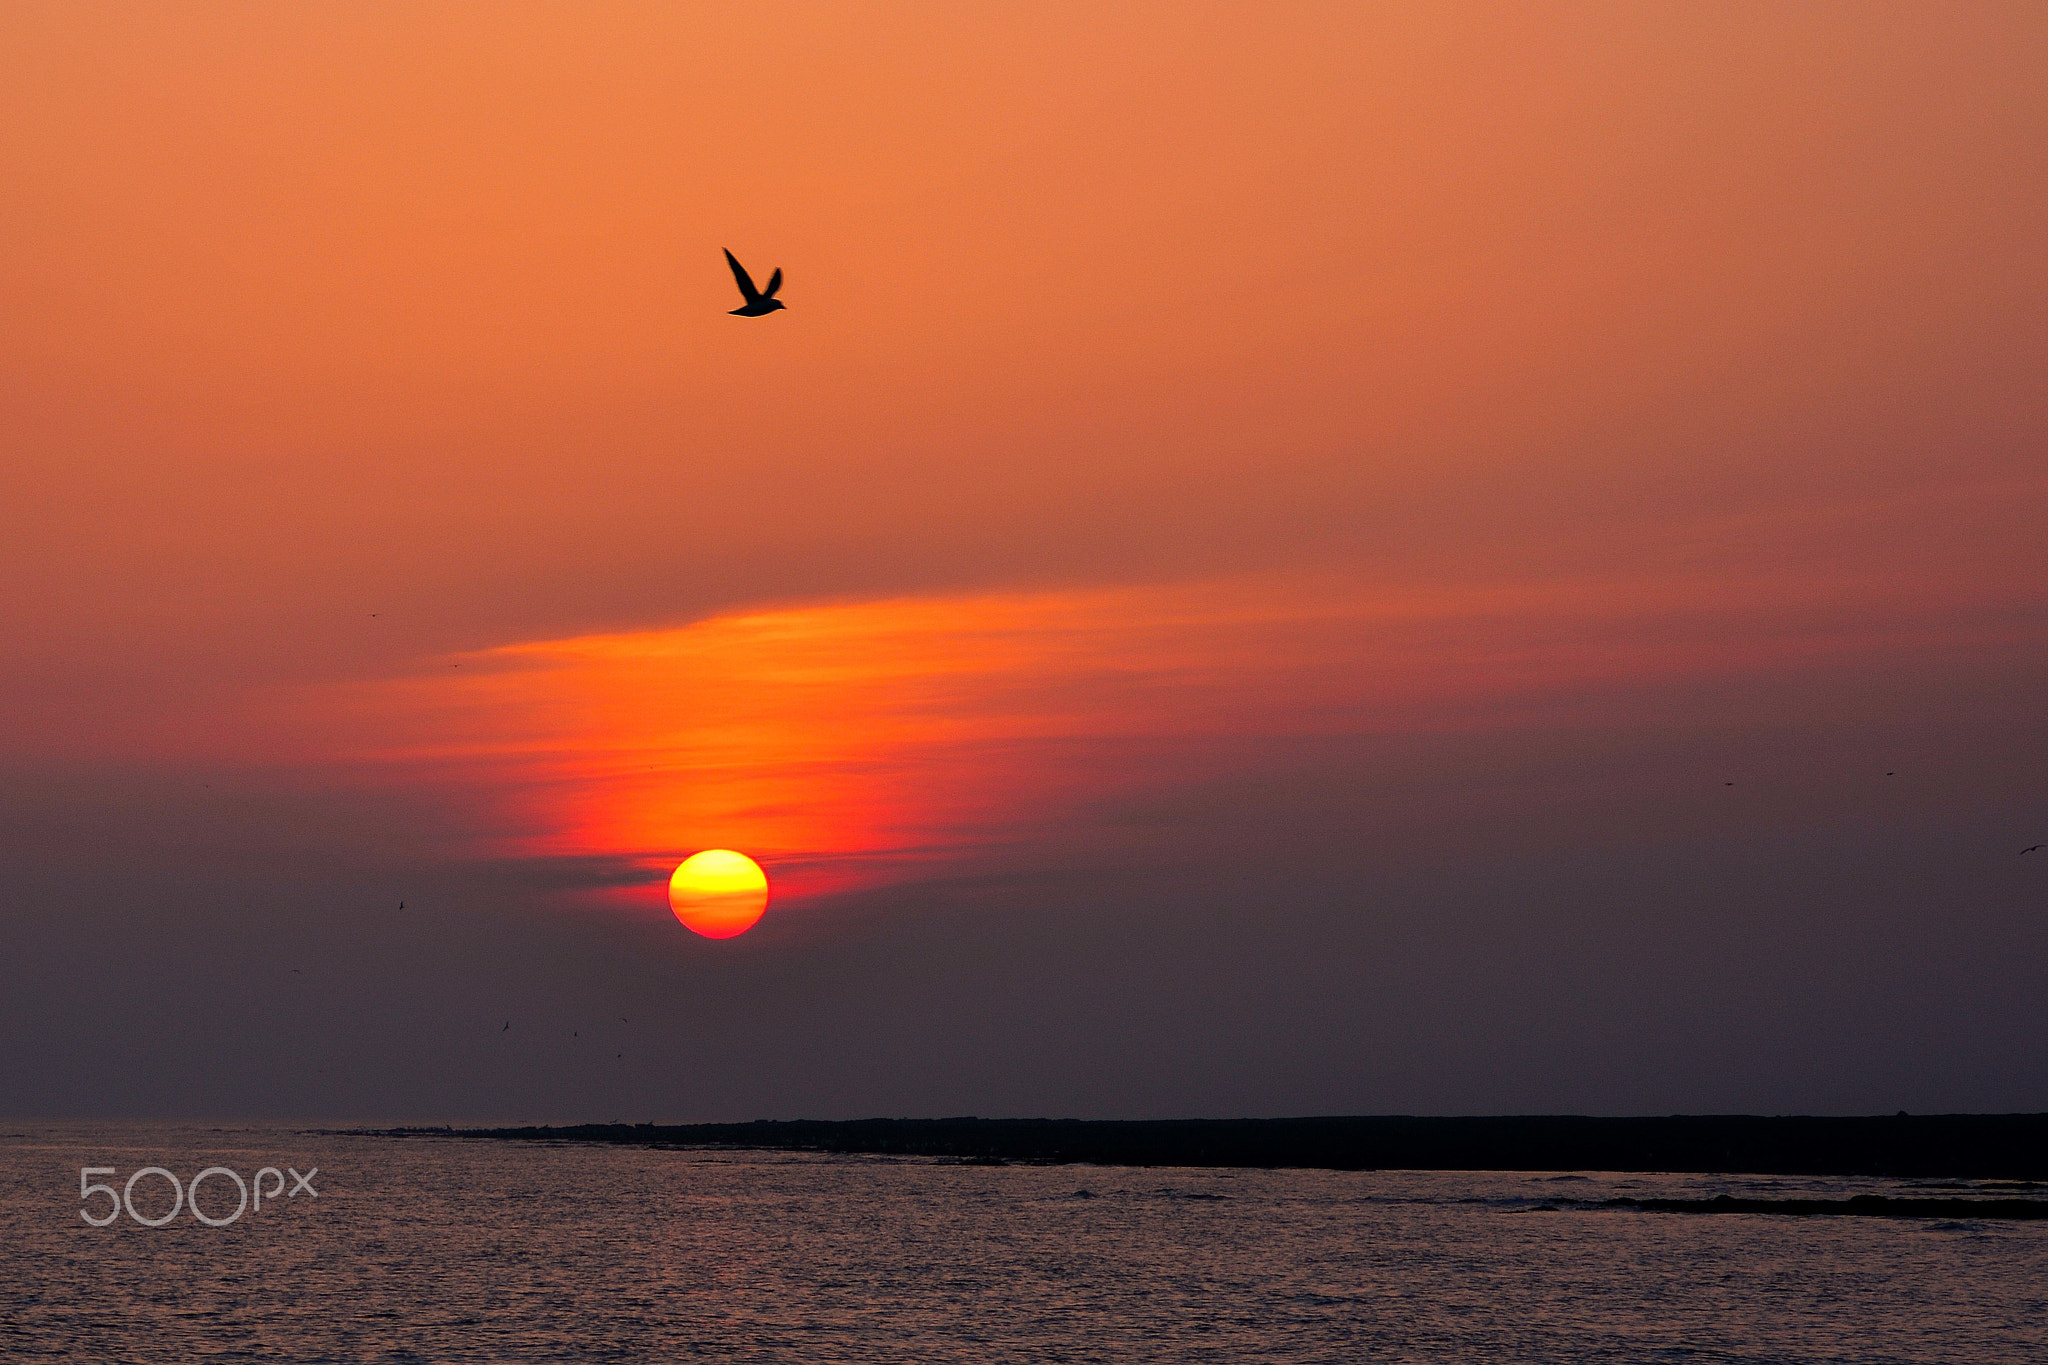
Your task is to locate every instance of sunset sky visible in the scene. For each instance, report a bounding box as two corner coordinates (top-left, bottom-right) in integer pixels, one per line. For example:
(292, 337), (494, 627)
(4, 2), (2044, 1121)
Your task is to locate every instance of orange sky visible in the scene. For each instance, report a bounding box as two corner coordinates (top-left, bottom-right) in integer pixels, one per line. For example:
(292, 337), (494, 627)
(5, 3), (2048, 1121)
(4, 0), (2045, 894)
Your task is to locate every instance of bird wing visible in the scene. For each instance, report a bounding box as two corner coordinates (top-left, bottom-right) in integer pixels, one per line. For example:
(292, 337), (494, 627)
(724, 249), (761, 304)
(764, 267), (783, 299)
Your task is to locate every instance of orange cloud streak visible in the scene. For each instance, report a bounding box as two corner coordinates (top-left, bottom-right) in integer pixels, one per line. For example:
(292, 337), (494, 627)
(302, 563), (2033, 903)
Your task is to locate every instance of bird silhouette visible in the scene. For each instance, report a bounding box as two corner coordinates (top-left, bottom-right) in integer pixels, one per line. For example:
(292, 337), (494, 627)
(2023, 845), (2043, 856)
(724, 249), (785, 316)
(501, 1021), (511, 1032)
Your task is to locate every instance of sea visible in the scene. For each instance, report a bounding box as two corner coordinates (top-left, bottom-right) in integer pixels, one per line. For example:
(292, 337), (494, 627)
(3, 1122), (2044, 1362)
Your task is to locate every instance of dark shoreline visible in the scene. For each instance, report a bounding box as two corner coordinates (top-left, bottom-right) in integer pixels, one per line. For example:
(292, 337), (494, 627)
(1594, 1195), (2048, 1219)
(362, 1113), (2048, 1180)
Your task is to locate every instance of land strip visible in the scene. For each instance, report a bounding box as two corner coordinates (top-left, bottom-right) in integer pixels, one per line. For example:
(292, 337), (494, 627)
(366, 1114), (2048, 1179)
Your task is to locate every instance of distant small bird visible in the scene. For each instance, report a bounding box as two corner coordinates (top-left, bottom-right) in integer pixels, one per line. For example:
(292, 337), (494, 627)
(502, 1021), (511, 1031)
(2024, 845), (2043, 856)
(290, 969), (302, 975)
(1886, 771), (1895, 777)
(1724, 782), (1734, 787)
(398, 901), (404, 910)
(616, 1053), (623, 1060)
(724, 249), (786, 317)
(621, 1017), (630, 1024)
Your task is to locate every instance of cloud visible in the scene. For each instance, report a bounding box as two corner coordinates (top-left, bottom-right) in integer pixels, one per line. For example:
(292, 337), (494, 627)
(264, 558), (2047, 905)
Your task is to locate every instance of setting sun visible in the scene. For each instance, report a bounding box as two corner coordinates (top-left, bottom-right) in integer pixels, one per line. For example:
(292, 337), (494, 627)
(668, 849), (769, 939)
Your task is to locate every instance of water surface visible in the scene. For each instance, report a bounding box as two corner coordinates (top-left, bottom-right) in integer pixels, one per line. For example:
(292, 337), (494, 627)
(4, 1123), (2043, 1362)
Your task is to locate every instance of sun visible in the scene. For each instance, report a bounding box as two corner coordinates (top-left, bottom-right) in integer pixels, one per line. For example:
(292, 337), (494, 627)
(668, 849), (769, 939)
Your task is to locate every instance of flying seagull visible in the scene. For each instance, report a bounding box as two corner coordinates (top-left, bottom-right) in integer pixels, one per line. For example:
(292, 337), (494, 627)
(2024, 845), (2043, 856)
(724, 249), (785, 316)
(502, 1020), (511, 1032)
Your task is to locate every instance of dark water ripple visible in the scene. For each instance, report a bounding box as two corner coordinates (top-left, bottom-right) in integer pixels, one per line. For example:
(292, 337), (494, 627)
(3, 1123), (2045, 1362)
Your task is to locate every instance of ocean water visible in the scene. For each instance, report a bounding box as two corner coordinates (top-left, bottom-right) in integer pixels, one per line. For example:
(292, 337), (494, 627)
(3, 1123), (2044, 1362)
